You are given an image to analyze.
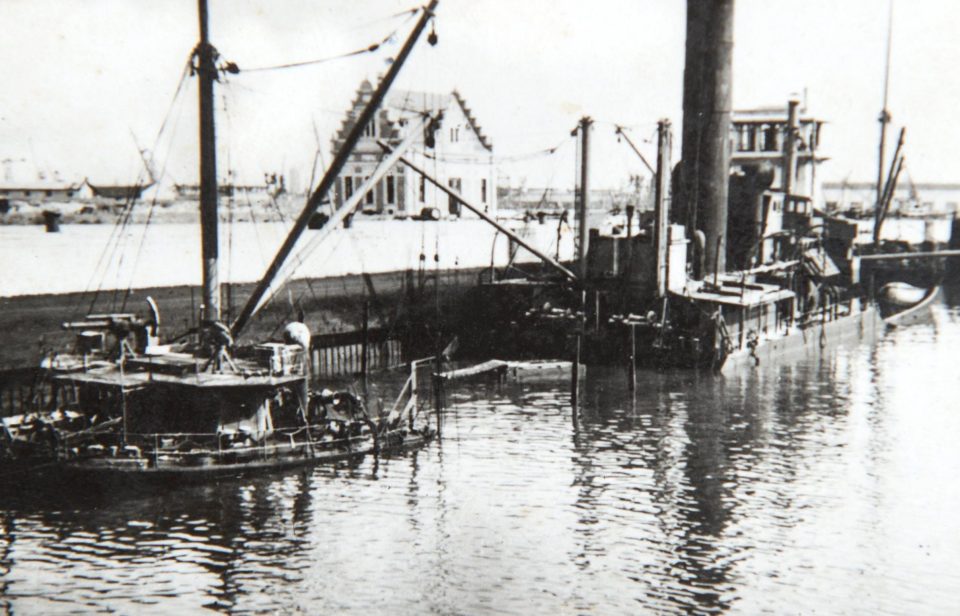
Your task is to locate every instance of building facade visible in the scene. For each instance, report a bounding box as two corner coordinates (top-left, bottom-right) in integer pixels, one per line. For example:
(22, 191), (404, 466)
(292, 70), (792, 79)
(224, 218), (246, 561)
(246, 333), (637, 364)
(331, 80), (496, 218)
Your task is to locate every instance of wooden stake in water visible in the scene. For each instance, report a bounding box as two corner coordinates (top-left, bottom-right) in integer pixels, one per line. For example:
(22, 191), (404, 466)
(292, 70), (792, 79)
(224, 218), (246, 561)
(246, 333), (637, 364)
(628, 323), (637, 392)
(571, 290), (586, 409)
(361, 300), (369, 397)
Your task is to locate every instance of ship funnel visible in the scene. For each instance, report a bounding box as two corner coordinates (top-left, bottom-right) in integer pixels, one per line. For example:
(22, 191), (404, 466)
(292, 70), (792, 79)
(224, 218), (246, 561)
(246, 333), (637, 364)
(678, 0), (735, 278)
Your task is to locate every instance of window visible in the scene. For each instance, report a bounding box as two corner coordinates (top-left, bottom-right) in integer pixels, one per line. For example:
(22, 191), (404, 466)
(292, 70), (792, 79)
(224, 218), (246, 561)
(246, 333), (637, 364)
(344, 176), (354, 199)
(448, 178), (462, 215)
(481, 179), (488, 204)
(760, 124), (779, 152)
(737, 124), (756, 151)
(365, 177), (374, 205)
(386, 176), (396, 204)
(450, 127), (459, 142)
(363, 119), (376, 138)
(419, 176), (426, 202)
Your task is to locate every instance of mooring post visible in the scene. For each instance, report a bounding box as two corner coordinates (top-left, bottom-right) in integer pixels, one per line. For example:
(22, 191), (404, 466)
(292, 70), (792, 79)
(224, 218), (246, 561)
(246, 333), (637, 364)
(571, 289), (586, 408)
(361, 300), (369, 396)
(433, 364), (443, 438)
(571, 334), (581, 408)
(628, 323), (637, 391)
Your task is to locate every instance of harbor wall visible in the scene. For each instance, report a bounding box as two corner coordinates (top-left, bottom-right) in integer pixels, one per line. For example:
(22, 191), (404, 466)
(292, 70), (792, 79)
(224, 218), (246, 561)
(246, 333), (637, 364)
(0, 266), (490, 371)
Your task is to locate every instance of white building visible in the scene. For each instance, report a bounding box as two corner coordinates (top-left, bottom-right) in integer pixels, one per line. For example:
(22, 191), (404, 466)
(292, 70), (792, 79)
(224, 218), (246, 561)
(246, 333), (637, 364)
(331, 80), (496, 218)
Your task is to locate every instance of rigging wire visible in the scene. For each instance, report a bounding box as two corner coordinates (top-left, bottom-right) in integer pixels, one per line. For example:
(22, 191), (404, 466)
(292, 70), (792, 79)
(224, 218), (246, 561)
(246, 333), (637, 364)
(236, 8), (419, 74)
(120, 63), (197, 313)
(76, 57), (194, 319)
(263, 181), (324, 313)
(410, 135), (573, 165)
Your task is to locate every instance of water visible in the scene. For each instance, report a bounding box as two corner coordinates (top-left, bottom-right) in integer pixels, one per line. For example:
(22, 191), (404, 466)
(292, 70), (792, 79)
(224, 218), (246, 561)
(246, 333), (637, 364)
(0, 218), (575, 297)
(2, 298), (959, 613)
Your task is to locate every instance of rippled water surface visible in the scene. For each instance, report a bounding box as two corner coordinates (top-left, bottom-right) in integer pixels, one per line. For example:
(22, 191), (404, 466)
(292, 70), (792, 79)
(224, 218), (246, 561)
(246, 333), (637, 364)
(2, 296), (960, 614)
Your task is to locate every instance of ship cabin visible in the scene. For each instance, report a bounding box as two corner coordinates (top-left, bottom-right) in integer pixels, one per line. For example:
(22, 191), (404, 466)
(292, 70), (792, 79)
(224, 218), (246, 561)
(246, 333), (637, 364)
(41, 326), (314, 466)
(679, 277), (797, 356)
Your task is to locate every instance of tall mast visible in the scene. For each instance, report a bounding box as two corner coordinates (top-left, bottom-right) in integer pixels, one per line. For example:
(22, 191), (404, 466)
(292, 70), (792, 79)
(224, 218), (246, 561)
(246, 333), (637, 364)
(231, 0), (440, 339)
(197, 0), (220, 324)
(875, 0), (894, 231)
(576, 116), (592, 280)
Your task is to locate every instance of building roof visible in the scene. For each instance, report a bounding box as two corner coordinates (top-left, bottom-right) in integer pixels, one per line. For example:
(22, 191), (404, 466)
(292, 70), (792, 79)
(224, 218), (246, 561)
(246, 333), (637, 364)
(334, 79), (492, 151)
(0, 182), (80, 191)
(733, 105), (822, 124)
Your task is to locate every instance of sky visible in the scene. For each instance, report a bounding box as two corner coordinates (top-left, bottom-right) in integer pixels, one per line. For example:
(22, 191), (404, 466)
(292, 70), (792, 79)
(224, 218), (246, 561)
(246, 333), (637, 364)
(0, 0), (957, 191)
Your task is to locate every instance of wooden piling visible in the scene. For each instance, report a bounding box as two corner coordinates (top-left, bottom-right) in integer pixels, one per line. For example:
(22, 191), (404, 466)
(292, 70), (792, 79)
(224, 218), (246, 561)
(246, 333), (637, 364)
(361, 301), (369, 394)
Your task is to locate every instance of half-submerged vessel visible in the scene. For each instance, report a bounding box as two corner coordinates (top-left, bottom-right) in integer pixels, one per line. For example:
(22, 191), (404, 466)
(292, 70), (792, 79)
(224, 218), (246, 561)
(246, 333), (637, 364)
(0, 0), (442, 485)
(456, 1), (889, 374)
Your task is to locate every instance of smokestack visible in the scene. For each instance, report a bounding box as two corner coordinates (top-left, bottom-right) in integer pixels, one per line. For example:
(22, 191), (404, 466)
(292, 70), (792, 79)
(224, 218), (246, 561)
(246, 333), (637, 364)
(679, 0), (735, 278)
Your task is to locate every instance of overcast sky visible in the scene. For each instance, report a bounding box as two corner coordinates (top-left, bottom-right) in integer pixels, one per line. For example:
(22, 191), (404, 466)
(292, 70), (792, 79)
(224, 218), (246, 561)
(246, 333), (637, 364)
(0, 0), (957, 191)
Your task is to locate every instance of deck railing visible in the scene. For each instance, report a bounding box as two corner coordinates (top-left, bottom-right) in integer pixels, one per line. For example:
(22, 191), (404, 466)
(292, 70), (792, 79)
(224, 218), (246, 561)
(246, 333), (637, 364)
(310, 328), (403, 377)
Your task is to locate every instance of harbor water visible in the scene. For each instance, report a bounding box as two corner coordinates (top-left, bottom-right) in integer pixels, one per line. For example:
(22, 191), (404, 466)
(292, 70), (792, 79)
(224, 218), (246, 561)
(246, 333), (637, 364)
(0, 218), (575, 298)
(1, 293), (959, 613)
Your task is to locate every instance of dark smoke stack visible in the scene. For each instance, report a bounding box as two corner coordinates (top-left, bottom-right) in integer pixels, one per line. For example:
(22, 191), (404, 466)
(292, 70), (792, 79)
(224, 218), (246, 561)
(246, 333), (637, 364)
(679, 0), (735, 278)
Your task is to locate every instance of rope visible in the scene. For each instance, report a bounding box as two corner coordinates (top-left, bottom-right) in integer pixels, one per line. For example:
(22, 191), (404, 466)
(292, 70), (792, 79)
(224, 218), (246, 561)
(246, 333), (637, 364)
(411, 136), (571, 165)
(264, 187), (323, 320)
(119, 64), (195, 312)
(238, 9), (418, 74)
(75, 57), (193, 318)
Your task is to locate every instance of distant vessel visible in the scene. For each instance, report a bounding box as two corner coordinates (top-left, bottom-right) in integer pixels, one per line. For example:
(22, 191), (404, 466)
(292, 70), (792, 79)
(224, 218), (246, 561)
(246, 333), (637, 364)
(86, 180), (154, 201)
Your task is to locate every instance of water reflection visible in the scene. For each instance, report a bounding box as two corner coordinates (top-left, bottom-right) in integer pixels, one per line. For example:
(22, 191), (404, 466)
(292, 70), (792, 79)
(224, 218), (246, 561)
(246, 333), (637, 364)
(1, 298), (959, 613)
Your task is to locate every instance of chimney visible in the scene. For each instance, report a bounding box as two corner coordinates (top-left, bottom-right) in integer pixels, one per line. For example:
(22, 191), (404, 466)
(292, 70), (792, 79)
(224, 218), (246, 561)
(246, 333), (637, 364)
(678, 0), (735, 278)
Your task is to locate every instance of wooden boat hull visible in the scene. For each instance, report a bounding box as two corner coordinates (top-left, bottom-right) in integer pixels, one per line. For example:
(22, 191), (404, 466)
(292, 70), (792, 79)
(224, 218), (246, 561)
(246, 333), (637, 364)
(0, 428), (435, 489)
(882, 285), (941, 328)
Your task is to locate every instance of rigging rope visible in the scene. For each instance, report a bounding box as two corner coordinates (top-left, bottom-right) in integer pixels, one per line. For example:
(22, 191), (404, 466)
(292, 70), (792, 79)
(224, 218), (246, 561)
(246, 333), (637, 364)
(76, 58), (193, 319)
(120, 62), (196, 313)
(237, 8), (418, 74)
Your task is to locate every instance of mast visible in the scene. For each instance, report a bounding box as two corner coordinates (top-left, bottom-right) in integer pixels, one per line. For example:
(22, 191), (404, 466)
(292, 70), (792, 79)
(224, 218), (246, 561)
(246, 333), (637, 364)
(577, 116), (592, 280)
(197, 0), (220, 324)
(231, 0), (440, 339)
(654, 119), (672, 297)
(875, 0), (894, 225)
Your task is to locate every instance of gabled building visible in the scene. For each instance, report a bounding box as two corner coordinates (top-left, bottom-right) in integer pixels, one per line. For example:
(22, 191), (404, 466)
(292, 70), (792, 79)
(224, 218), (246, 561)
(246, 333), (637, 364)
(331, 80), (497, 218)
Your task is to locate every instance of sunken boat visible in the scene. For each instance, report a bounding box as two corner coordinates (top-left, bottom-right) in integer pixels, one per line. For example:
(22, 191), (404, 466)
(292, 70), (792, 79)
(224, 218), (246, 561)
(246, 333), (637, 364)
(0, 0), (444, 485)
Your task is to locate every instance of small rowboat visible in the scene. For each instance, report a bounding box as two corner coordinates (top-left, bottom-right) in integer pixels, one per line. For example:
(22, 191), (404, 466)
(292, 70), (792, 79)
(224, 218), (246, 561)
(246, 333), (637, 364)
(880, 282), (942, 327)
